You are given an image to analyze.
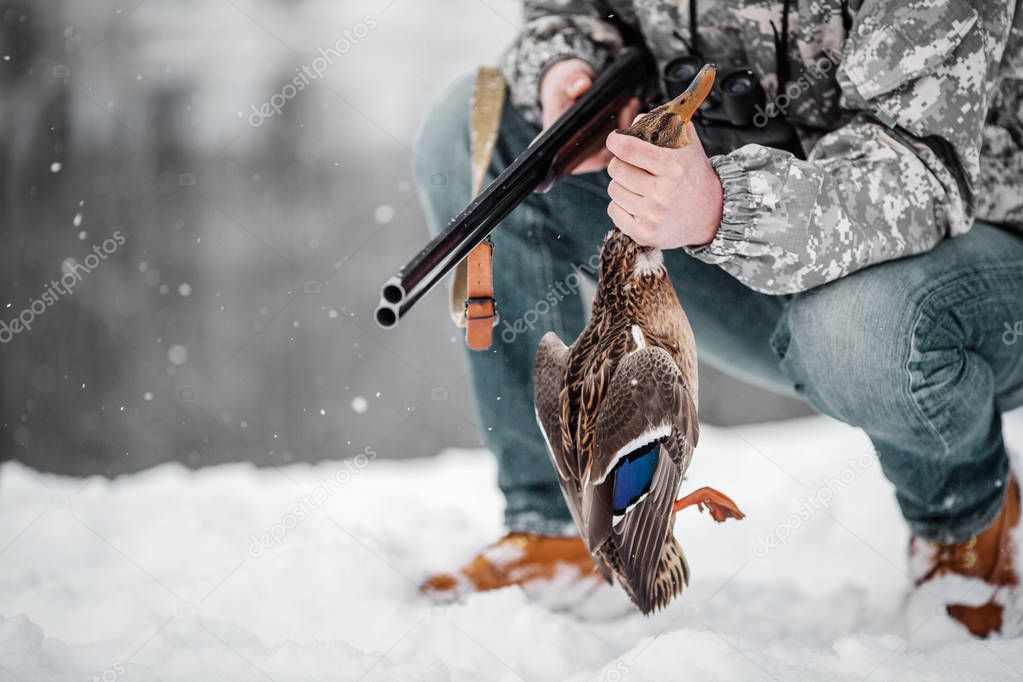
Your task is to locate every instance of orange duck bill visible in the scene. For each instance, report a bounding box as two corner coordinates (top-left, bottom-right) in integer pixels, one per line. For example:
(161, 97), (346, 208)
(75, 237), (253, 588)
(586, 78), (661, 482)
(663, 63), (717, 123)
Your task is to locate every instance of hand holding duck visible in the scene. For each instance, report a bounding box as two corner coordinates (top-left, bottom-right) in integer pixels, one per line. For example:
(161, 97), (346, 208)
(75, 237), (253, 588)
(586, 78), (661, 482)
(606, 121), (723, 249)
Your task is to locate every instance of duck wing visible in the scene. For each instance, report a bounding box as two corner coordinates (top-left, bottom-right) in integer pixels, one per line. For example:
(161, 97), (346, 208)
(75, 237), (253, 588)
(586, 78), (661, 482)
(580, 346), (699, 612)
(533, 331), (584, 530)
(588, 346), (693, 486)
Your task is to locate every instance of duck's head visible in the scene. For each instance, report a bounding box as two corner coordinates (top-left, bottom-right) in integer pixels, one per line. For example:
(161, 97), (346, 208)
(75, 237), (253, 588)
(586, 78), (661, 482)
(620, 64), (716, 148)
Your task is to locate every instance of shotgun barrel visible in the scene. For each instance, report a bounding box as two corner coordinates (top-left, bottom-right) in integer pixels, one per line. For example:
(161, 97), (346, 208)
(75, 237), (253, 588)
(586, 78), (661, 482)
(375, 47), (654, 329)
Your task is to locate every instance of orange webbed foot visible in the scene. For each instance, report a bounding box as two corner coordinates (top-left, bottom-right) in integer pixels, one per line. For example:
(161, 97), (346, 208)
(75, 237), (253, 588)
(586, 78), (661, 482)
(673, 487), (745, 522)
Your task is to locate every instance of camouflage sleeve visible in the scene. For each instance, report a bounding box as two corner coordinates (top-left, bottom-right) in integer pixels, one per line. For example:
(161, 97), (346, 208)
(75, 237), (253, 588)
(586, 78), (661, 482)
(686, 0), (1014, 295)
(500, 1), (626, 126)
(975, 123), (1023, 226)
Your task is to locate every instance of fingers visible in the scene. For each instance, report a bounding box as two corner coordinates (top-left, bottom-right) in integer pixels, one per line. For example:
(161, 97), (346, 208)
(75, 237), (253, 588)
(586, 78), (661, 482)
(605, 127), (707, 176)
(607, 201), (656, 246)
(607, 156), (654, 195)
(566, 74), (592, 99)
(605, 131), (677, 176)
(607, 138), (661, 234)
(608, 175), (664, 243)
(607, 199), (635, 231)
(542, 87), (584, 130)
(607, 180), (646, 217)
(540, 59), (595, 131)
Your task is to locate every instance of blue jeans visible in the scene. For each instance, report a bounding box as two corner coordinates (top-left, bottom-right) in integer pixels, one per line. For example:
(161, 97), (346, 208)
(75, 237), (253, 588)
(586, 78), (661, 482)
(413, 73), (1023, 543)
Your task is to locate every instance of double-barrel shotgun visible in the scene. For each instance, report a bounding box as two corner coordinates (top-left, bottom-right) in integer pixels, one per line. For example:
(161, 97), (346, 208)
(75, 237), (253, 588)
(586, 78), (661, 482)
(375, 47), (654, 329)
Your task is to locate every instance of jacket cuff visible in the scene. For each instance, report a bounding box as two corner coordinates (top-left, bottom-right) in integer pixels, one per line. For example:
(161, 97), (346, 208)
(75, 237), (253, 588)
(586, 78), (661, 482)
(685, 155), (757, 262)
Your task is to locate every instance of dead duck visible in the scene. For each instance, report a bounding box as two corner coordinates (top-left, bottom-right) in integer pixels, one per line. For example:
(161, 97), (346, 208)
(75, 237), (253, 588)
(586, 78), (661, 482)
(533, 65), (744, 615)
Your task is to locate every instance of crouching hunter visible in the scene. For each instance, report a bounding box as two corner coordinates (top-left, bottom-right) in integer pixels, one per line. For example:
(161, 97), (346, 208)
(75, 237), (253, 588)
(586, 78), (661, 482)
(413, 0), (1023, 637)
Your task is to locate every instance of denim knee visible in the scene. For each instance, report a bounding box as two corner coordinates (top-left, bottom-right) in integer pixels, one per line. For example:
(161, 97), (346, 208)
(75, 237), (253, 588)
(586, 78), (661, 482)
(776, 269), (1001, 452)
(774, 267), (1010, 541)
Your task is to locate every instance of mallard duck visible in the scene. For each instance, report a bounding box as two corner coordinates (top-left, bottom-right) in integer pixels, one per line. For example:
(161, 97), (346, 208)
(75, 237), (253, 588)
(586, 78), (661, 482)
(533, 65), (744, 615)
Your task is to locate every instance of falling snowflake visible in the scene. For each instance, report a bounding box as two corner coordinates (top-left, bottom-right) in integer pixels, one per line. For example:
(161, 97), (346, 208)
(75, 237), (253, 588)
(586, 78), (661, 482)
(168, 345), (188, 365)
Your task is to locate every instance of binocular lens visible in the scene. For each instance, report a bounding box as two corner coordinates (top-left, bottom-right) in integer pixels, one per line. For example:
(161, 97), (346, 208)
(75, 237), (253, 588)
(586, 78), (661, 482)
(721, 70), (755, 95)
(662, 56), (703, 98)
(667, 62), (699, 84)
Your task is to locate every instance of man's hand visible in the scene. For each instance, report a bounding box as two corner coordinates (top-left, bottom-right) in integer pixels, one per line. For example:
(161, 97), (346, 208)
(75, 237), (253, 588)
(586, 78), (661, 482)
(540, 58), (640, 174)
(605, 123), (723, 248)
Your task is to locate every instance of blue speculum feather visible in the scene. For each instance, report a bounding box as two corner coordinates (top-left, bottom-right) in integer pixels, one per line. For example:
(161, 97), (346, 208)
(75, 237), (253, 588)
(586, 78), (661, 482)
(611, 442), (661, 515)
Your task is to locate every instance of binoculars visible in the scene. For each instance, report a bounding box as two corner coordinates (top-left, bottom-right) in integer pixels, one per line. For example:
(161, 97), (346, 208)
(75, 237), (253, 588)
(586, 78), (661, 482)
(662, 56), (765, 128)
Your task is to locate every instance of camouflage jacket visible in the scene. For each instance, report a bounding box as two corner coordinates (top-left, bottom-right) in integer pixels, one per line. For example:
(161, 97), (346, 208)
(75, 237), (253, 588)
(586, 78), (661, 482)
(501, 0), (1023, 294)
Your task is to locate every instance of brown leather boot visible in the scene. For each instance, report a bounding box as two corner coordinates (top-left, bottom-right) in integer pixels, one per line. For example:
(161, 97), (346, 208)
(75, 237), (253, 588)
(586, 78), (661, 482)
(910, 472), (1020, 637)
(419, 533), (599, 601)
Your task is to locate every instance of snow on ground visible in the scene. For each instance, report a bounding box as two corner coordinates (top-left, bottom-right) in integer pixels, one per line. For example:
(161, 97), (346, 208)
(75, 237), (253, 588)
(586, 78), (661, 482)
(3, 412), (1023, 681)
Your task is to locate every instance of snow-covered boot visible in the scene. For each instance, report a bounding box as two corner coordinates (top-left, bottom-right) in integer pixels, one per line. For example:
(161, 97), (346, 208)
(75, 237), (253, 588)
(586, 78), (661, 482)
(419, 533), (598, 601)
(910, 472), (1020, 637)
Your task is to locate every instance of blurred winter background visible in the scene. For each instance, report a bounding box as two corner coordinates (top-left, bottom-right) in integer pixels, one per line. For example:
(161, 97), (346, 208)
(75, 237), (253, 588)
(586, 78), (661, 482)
(0, 0), (808, 477)
(7, 4), (1023, 681)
